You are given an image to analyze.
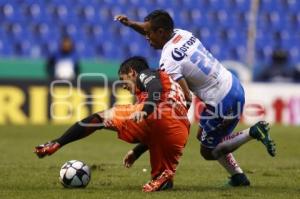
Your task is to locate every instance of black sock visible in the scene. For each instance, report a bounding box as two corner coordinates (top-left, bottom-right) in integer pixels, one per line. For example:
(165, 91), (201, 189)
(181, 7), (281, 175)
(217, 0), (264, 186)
(55, 114), (104, 146)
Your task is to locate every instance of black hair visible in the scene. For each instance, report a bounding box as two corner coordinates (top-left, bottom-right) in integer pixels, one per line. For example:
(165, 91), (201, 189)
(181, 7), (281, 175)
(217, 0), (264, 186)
(144, 9), (174, 31)
(118, 56), (149, 74)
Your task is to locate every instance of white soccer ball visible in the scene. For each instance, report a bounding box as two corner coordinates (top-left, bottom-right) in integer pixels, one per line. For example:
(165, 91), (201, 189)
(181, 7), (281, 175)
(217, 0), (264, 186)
(59, 160), (91, 188)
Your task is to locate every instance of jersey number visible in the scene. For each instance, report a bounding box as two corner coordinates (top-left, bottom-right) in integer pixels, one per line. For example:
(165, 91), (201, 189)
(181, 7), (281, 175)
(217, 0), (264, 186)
(190, 44), (215, 75)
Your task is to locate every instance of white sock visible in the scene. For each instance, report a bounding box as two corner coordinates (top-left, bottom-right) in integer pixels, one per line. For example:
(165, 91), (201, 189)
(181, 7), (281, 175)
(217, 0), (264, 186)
(212, 128), (252, 159)
(217, 153), (243, 175)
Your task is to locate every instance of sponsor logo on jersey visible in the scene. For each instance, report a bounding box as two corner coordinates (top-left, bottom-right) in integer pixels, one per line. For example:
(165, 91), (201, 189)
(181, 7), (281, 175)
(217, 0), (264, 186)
(172, 48), (186, 61)
(144, 76), (155, 85)
(171, 36), (197, 61)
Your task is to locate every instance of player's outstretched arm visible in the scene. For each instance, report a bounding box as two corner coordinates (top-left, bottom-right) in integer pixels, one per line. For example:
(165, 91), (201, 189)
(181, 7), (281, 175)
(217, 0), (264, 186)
(34, 113), (104, 158)
(114, 15), (146, 35)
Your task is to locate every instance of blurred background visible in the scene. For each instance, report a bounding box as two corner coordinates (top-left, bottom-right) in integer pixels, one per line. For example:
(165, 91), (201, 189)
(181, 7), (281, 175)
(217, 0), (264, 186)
(0, 0), (299, 126)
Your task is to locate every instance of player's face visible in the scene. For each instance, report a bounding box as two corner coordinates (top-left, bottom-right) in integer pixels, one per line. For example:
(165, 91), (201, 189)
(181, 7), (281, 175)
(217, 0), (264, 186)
(144, 21), (165, 49)
(119, 70), (137, 94)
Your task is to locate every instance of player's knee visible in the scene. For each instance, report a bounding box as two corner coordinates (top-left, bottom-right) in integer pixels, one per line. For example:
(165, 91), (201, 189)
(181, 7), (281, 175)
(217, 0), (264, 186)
(200, 146), (217, 160)
(80, 113), (103, 127)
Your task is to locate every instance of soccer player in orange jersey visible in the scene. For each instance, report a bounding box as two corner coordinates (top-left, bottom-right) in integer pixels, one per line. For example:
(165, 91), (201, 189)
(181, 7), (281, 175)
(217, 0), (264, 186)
(34, 56), (190, 192)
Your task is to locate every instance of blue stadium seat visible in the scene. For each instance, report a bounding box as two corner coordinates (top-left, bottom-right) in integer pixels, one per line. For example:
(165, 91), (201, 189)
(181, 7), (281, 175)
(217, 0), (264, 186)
(216, 10), (232, 27)
(22, 3), (42, 19)
(189, 8), (202, 23)
(76, 5), (96, 23)
(259, 0), (278, 12)
(41, 39), (59, 56)
(235, 0), (250, 11)
(0, 2), (18, 20)
(289, 46), (300, 63)
(0, 29), (12, 55)
(281, 0), (300, 13)
(97, 5), (114, 24)
(0, 0), (298, 68)
(256, 43), (274, 64)
(102, 40), (124, 59)
(288, 12), (300, 31)
(231, 11), (248, 28)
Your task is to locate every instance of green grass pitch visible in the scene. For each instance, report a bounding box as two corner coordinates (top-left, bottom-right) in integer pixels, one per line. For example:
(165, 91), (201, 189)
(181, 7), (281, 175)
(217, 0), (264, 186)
(1, 124), (300, 199)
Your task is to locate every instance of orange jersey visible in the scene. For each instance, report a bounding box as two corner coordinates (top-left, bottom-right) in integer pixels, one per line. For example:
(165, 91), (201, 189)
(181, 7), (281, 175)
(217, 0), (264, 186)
(158, 70), (187, 109)
(109, 71), (189, 178)
(135, 70), (187, 109)
(135, 89), (148, 103)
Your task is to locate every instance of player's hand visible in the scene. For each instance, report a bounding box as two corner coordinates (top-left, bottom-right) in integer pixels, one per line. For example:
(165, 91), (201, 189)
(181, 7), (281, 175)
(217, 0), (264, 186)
(34, 141), (61, 158)
(130, 111), (147, 123)
(103, 119), (114, 128)
(114, 15), (131, 26)
(123, 150), (137, 168)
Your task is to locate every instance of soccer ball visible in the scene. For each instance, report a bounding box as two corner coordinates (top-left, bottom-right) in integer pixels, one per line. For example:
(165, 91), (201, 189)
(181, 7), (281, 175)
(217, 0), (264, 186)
(59, 160), (91, 188)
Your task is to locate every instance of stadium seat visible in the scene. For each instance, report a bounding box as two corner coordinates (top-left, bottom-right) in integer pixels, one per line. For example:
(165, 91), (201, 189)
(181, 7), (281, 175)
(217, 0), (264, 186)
(0, 3), (16, 20)
(282, 0), (300, 13)
(259, 0), (278, 12)
(216, 10), (232, 27)
(287, 45), (300, 63)
(0, 36), (13, 56)
(288, 12), (300, 30)
(0, 0), (298, 68)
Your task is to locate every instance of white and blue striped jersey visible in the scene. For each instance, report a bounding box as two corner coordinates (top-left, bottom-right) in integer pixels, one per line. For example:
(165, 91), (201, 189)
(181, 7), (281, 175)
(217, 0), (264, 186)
(159, 29), (233, 106)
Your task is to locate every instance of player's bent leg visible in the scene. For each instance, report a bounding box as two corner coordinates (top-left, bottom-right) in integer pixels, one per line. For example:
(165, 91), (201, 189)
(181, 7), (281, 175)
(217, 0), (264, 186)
(199, 146), (250, 187)
(148, 138), (183, 180)
(147, 137), (187, 192)
(212, 129), (252, 159)
(200, 144), (217, 160)
(216, 153), (250, 187)
(197, 128), (212, 160)
(145, 106), (189, 192)
(114, 109), (176, 192)
(220, 157), (250, 187)
(34, 113), (105, 158)
(249, 121), (276, 157)
(200, 140), (250, 187)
